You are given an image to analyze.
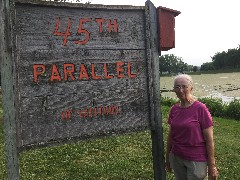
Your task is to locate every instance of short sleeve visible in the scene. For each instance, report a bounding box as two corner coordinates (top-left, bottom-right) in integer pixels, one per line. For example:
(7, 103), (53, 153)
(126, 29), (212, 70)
(198, 103), (213, 129)
(167, 105), (176, 125)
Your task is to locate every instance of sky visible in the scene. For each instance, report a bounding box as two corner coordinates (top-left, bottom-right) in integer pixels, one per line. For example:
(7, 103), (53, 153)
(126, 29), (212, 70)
(88, 0), (240, 66)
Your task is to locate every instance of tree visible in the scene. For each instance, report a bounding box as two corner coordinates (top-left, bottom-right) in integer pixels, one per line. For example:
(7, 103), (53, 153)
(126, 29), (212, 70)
(192, 66), (198, 72)
(211, 46), (240, 70)
(200, 62), (214, 71)
(159, 54), (188, 74)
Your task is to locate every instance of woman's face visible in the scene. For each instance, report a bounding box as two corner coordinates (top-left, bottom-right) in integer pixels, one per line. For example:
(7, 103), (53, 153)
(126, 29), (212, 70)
(173, 77), (192, 101)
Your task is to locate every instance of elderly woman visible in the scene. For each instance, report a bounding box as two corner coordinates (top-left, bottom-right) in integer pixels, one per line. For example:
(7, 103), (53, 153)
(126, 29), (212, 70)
(165, 74), (219, 180)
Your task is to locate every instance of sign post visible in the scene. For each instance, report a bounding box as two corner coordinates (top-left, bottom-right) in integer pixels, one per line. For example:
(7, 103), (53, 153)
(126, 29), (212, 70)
(0, 0), (180, 179)
(0, 0), (20, 179)
(145, 1), (166, 179)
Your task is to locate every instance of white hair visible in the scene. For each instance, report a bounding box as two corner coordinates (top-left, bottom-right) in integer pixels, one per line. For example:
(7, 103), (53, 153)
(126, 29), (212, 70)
(173, 74), (193, 87)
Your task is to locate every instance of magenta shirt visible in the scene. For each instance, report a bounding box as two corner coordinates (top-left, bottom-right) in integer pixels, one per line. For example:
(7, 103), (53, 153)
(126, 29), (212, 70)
(168, 101), (213, 161)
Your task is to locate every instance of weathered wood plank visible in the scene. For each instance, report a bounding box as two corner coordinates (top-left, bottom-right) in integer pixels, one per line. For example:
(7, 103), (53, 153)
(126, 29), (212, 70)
(15, 3), (146, 50)
(145, 1), (166, 180)
(11, 2), (152, 149)
(0, 0), (20, 179)
(17, 49), (147, 97)
(15, 0), (145, 10)
(18, 85), (150, 147)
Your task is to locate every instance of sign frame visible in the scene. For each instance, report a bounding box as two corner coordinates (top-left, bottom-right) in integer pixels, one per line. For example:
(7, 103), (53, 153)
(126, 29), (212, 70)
(0, 0), (165, 179)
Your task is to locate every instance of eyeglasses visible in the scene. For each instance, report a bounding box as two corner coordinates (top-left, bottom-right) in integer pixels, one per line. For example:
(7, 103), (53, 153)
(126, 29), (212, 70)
(173, 85), (190, 90)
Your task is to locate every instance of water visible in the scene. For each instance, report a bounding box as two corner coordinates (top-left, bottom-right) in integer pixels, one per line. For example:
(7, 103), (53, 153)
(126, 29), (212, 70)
(160, 72), (240, 103)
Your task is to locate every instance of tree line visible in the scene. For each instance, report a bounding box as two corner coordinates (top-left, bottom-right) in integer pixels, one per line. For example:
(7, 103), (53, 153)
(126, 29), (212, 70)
(159, 54), (198, 75)
(159, 46), (240, 74)
(201, 46), (240, 71)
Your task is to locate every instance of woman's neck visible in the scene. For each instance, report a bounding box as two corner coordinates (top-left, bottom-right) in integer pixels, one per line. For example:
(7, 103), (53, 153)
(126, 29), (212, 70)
(180, 97), (195, 108)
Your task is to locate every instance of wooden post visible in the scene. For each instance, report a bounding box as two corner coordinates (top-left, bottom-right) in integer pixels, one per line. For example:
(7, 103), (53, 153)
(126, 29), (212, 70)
(145, 1), (166, 179)
(0, 0), (20, 179)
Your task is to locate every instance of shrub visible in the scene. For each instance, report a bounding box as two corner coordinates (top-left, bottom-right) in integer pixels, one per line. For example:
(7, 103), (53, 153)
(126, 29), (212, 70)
(225, 99), (240, 120)
(160, 96), (178, 107)
(197, 97), (227, 118)
(160, 96), (240, 121)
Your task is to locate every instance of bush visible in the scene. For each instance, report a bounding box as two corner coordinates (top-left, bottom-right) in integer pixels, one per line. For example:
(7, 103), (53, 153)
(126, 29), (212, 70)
(225, 99), (240, 120)
(160, 96), (178, 107)
(161, 96), (240, 121)
(197, 97), (227, 118)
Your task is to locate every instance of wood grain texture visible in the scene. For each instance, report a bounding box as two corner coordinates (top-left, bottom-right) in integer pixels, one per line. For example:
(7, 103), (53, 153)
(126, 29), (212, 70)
(13, 2), (151, 148)
(0, 0), (20, 179)
(145, 1), (166, 179)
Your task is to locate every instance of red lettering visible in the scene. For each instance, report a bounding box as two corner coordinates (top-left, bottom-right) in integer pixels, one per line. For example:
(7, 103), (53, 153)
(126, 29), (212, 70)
(108, 19), (118, 33)
(33, 61), (137, 83)
(33, 64), (45, 83)
(116, 62), (125, 78)
(75, 18), (92, 45)
(53, 17), (120, 46)
(104, 63), (114, 79)
(53, 17), (71, 46)
(112, 105), (120, 114)
(64, 63), (76, 81)
(99, 106), (103, 116)
(127, 62), (137, 78)
(78, 108), (88, 118)
(79, 64), (90, 80)
(93, 107), (102, 117)
(50, 64), (62, 82)
(103, 106), (110, 115)
(88, 107), (93, 117)
(91, 63), (101, 80)
(95, 18), (104, 33)
(74, 105), (120, 119)
(61, 109), (73, 121)
(103, 105), (120, 115)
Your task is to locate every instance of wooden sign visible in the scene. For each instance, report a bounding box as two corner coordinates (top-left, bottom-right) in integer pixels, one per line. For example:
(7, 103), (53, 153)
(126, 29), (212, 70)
(0, 0), (165, 179)
(15, 1), (150, 149)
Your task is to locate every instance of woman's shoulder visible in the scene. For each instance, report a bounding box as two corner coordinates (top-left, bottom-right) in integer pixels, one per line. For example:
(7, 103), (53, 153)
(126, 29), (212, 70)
(193, 100), (209, 110)
(171, 102), (181, 109)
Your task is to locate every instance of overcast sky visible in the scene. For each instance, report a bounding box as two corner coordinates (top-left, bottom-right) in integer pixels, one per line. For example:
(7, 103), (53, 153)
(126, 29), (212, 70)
(90, 0), (240, 66)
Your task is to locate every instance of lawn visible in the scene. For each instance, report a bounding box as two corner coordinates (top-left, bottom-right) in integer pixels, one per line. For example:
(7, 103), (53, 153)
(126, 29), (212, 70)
(0, 105), (239, 179)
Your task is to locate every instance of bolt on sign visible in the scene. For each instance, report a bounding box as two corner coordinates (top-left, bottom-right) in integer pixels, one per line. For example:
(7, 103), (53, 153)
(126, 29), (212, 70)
(0, 0), (180, 179)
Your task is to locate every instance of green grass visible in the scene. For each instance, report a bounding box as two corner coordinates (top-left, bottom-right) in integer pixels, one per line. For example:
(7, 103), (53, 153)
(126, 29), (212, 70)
(0, 106), (239, 179)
